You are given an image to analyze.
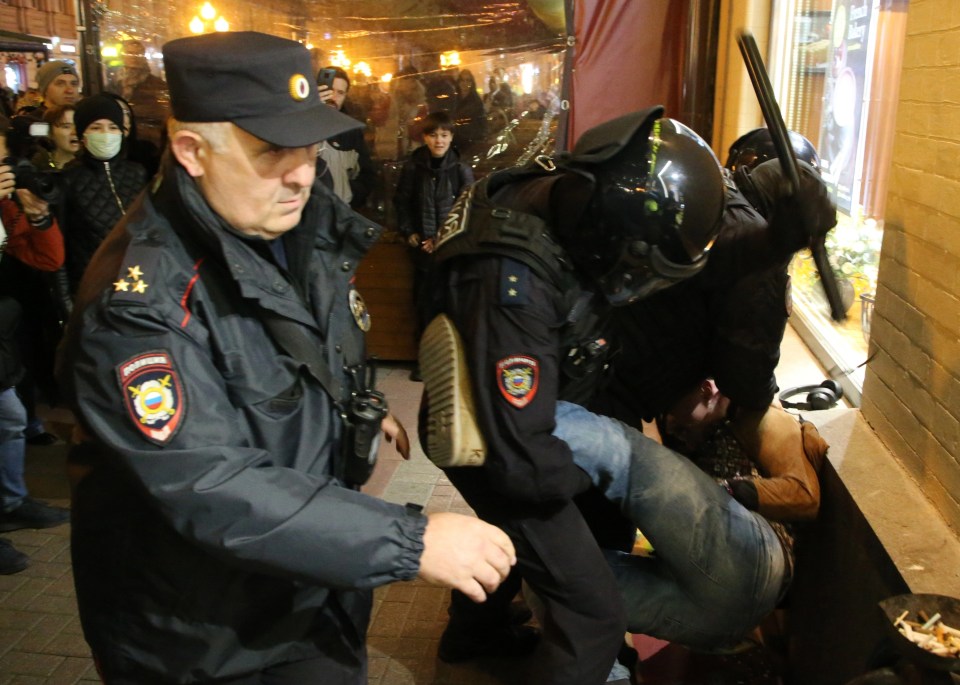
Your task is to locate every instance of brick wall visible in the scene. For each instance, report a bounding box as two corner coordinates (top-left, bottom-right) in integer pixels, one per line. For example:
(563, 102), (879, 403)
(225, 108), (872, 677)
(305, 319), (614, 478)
(861, 0), (960, 531)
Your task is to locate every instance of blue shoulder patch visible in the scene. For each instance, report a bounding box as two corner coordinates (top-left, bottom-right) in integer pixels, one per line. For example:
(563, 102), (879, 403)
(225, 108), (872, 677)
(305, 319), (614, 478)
(111, 243), (163, 304)
(499, 258), (530, 307)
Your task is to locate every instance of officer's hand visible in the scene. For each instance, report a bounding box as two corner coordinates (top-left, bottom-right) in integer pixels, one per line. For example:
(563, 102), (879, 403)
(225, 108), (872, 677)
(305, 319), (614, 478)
(380, 413), (410, 460)
(407, 233), (421, 248)
(418, 512), (516, 603)
(736, 159), (837, 255)
(0, 164), (14, 200)
(420, 237), (435, 254)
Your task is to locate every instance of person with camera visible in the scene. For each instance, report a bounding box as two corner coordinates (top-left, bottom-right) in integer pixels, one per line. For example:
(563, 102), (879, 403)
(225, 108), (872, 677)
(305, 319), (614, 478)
(61, 94), (147, 294)
(57, 32), (516, 684)
(0, 131), (70, 574)
(316, 66), (375, 210)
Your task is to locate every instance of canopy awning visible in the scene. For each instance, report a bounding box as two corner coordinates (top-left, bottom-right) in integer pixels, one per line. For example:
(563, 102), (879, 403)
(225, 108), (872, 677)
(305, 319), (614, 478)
(0, 30), (49, 53)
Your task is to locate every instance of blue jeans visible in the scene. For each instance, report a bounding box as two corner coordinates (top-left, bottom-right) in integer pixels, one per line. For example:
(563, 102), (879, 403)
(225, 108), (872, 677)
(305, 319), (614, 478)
(553, 401), (785, 649)
(0, 387), (28, 511)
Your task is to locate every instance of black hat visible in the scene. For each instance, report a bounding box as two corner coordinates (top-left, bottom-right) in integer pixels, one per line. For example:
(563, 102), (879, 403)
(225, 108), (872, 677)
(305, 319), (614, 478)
(162, 31), (362, 147)
(74, 94), (125, 138)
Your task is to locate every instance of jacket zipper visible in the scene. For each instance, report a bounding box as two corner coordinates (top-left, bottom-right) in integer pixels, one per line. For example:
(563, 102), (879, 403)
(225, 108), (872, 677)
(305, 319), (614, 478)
(104, 162), (126, 216)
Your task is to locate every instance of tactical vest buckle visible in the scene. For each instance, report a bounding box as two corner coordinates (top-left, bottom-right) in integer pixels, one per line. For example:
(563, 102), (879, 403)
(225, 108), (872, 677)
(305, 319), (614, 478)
(535, 155), (557, 172)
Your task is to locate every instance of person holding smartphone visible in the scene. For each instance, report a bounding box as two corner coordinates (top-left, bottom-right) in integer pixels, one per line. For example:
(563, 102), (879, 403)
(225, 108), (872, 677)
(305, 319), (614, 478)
(316, 66), (375, 209)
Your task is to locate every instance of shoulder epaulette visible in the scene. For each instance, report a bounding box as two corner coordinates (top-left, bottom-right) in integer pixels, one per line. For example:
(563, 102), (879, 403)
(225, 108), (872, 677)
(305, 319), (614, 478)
(109, 234), (166, 305)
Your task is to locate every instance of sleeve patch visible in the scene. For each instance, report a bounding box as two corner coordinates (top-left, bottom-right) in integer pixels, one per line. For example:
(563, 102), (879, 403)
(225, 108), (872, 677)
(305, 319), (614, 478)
(497, 355), (539, 408)
(499, 258), (530, 306)
(116, 350), (186, 445)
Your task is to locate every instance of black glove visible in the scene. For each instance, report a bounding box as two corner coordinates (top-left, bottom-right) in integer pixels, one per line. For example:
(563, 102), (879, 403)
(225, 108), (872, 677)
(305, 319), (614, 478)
(735, 159), (837, 255)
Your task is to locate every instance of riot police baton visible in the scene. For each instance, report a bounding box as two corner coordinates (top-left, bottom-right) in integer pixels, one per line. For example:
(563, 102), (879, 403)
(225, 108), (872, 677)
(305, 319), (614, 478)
(736, 30), (847, 322)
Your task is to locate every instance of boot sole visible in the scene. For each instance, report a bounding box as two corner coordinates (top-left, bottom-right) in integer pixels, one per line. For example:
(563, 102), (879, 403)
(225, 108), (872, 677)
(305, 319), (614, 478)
(419, 315), (487, 468)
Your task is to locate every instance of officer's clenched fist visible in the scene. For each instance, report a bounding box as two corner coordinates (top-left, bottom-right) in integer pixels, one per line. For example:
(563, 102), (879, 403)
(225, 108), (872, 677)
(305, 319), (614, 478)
(418, 512), (516, 603)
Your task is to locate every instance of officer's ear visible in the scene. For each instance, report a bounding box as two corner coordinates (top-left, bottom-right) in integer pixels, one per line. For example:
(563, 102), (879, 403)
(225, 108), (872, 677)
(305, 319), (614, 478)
(170, 130), (206, 178)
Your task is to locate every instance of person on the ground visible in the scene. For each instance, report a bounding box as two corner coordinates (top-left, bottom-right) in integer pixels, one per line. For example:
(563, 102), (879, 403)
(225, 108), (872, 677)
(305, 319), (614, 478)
(551, 391), (828, 650)
(57, 31), (515, 684)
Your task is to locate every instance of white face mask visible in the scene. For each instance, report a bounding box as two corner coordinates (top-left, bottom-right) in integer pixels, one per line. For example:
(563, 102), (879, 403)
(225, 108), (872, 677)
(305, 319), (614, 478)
(84, 131), (123, 160)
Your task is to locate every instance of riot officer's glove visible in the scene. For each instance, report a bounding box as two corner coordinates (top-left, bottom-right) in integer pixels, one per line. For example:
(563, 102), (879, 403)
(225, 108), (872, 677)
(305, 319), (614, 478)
(735, 159), (837, 256)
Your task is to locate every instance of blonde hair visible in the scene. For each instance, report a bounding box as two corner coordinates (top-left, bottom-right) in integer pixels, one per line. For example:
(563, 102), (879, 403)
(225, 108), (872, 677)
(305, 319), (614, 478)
(167, 118), (231, 153)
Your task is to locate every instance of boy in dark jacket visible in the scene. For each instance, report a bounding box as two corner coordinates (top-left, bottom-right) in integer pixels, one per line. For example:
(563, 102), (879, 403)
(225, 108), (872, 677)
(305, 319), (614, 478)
(394, 111), (475, 379)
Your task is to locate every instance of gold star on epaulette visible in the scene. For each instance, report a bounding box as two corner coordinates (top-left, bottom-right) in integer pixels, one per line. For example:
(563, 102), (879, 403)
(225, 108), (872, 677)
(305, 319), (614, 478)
(132, 280), (149, 294)
(114, 279), (130, 292)
(128, 265), (144, 280)
(508, 275), (519, 283)
(508, 288), (518, 297)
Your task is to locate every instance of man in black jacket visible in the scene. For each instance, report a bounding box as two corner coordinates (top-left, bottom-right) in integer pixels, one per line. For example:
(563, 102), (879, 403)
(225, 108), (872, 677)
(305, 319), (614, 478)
(422, 111), (727, 684)
(58, 32), (515, 684)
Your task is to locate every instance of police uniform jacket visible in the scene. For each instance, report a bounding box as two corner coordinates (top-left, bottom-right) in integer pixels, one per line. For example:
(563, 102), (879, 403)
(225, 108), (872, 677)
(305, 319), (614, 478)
(431, 171), (602, 504)
(59, 158), (427, 682)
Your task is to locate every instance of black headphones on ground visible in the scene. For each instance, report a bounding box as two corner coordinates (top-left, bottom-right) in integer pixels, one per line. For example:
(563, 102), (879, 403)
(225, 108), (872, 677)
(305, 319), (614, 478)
(779, 379), (843, 411)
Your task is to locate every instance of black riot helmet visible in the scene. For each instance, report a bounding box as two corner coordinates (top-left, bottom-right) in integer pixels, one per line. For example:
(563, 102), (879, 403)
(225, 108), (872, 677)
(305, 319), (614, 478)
(725, 127), (821, 173)
(559, 107), (726, 306)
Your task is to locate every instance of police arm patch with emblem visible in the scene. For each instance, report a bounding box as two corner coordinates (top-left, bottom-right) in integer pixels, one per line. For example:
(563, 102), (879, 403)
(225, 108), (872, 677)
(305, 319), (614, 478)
(116, 351), (186, 445)
(497, 356), (539, 408)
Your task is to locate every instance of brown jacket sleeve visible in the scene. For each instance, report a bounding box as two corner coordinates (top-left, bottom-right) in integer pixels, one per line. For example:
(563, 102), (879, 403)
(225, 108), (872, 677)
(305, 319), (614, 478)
(730, 406), (829, 522)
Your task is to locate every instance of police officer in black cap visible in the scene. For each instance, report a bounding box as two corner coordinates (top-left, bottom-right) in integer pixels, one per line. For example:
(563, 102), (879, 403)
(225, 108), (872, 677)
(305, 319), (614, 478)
(58, 31), (515, 684)
(419, 110), (727, 684)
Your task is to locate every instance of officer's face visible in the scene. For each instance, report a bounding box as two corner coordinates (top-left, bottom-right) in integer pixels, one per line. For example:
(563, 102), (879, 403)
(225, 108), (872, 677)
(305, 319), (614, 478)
(195, 125), (318, 239)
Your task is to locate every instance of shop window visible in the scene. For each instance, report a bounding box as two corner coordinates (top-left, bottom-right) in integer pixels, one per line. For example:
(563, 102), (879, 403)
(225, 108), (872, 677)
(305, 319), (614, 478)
(92, 1), (567, 232)
(770, 0), (908, 403)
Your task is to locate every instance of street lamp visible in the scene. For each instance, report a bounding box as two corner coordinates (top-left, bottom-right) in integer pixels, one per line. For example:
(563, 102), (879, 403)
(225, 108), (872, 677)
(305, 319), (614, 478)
(189, 2), (229, 34)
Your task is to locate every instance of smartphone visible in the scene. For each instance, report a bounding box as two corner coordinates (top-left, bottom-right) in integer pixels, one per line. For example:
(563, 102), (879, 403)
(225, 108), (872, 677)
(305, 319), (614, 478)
(317, 68), (337, 89)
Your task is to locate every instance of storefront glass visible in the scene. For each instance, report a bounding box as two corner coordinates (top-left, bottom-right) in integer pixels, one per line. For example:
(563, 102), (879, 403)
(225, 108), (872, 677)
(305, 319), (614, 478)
(770, 0), (907, 403)
(88, 0), (568, 232)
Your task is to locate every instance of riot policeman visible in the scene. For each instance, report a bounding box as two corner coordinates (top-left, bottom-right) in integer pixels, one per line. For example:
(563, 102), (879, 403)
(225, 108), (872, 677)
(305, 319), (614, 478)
(594, 126), (835, 426)
(420, 107), (726, 684)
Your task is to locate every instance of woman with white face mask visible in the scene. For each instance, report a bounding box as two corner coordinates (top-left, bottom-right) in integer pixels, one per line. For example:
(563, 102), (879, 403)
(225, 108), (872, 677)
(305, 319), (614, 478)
(61, 94), (147, 295)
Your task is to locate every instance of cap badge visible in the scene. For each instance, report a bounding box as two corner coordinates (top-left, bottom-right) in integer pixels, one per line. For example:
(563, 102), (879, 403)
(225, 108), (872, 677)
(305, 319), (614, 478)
(289, 74), (311, 102)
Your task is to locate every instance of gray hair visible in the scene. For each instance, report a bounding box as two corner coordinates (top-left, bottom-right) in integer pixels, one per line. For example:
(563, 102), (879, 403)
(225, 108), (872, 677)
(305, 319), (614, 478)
(167, 118), (230, 153)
